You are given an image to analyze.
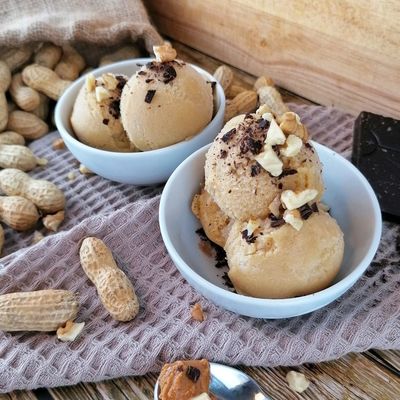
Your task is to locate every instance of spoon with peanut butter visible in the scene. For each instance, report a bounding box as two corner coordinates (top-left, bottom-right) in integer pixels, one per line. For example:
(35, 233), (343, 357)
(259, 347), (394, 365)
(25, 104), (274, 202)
(154, 360), (270, 400)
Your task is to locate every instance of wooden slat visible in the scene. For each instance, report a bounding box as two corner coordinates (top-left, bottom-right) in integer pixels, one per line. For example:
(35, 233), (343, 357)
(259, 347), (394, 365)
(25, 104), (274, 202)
(146, 0), (400, 118)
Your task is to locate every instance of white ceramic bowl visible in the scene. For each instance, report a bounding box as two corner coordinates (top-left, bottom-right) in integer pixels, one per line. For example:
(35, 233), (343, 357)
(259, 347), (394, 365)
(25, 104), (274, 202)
(55, 58), (225, 185)
(159, 142), (382, 319)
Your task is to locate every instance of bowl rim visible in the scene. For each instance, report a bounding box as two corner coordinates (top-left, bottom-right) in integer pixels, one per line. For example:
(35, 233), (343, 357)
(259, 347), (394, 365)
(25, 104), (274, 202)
(159, 141), (382, 307)
(54, 58), (225, 158)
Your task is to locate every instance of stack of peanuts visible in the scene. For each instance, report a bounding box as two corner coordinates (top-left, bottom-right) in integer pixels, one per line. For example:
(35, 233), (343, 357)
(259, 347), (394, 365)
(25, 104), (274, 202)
(213, 64), (289, 122)
(0, 43), (142, 254)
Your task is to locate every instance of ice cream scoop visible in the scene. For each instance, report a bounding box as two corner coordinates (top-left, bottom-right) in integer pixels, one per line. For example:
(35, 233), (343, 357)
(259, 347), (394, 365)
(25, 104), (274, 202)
(205, 113), (324, 221)
(70, 73), (134, 152)
(120, 57), (213, 151)
(225, 208), (344, 298)
(192, 189), (231, 247)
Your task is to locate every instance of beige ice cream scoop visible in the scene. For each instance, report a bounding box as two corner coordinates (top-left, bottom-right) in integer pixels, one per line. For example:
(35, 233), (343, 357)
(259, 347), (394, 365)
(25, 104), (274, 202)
(70, 73), (134, 152)
(225, 209), (344, 299)
(192, 189), (231, 247)
(205, 113), (324, 221)
(120, 59), (213, 151)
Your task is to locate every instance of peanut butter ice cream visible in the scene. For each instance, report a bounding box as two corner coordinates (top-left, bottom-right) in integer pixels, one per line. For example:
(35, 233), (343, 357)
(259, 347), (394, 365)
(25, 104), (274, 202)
(225, 207), (344, 298)
(159, 359), (210, 400)
(70, 73), (134, 152)
(120, 46), (213, 151)
(204, 112), (324, 221)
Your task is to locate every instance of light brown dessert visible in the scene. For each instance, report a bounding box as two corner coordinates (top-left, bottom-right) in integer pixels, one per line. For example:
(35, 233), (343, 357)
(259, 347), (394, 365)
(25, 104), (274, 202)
(70, 73), (134, 152)
(192, 189), (231, 247)
(120, 58), (213, 151)
(159, 359), (211, 400)
(204, 112), (324, 221)
(225, 209), (344, 298)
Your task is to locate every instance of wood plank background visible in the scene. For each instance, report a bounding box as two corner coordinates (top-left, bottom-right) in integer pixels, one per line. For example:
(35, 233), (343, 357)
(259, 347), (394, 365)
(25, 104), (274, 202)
(146, 0), (400, 118)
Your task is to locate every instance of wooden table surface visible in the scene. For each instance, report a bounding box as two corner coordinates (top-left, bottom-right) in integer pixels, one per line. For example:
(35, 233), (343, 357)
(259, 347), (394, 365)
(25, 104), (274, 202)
(3, 41), (400, 400)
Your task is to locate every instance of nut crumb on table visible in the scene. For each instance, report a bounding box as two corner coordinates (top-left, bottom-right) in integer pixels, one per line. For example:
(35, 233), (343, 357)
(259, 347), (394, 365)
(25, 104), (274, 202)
(191, 302), (206, 322)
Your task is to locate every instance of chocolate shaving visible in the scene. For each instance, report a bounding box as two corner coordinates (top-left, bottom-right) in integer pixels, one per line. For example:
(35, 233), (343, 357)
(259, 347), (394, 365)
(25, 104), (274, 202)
(305, 142), (312, 149)
(258, 118), (270, 130)
(278, 183), (283, 189)
(195, 228), (227, 269)
(102, 118), (109, 126)
(240, 137), (263, 155)
(269, 214), (285, 228)
(311, 203), (319, 213)
(279, 169), (297, 178)
(222, 272), (235, 289)
(145, 78), (154, 83)
(115, 75), (127, 91)
(221, 128), (236, 143)
(186, 366), (201, 382)
(250, 163), (261, 177)
(163, 65), (177, 83)
(108, 100), (120, 119)
(137, 70), (147, 76)
(241, 229), (257, 244)
(299, 204), (313, 220)
(144, 89), (156, 104)
(220, 149), (228, 159)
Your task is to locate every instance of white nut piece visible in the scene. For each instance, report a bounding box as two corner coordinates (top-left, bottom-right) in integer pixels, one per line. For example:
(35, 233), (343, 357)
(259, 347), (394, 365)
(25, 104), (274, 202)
(101, 73), (118, 91)
(255, 145), (283, 177)
(57, 320), (85, 342)
(256, 104), (272, 117)
(245, 219), (260, 236)
(280, 134), (303, 157)
(283, 209), (303, 231)
(79, 164), (93, 175)
(281, 189), (318, 210)
(153, 44), (177, 63)
(95, 86), (109, 103)
(264, 118), (286, 146)
(262, 112), (274, 122)
(286, 371), (310, 393)
(85, 73), (96, 92)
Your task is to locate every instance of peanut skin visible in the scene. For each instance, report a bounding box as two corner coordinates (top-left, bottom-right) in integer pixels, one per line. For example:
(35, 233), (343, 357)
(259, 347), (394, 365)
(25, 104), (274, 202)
(0, 169), (65, 213)
(0, 290), (78, 331)
(0, 195), (39, 231)
(79, 237), (139, 321)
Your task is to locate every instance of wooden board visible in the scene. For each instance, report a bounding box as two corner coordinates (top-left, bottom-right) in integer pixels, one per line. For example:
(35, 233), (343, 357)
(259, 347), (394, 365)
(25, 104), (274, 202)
(146, 0), (400, 118)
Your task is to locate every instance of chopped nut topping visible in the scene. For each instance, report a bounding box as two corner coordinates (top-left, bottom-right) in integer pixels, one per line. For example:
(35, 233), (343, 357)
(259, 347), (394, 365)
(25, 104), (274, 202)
(101, 73), (118, 91)
(255, 104), (273, 116)
(191, 303), (206, 322)
(283, 209), (303, 231)
(286, 371), (310, 393)
(95, 86), (110, 103)
(280, 134), (303, 157)
(254, 145), (283, 177)
(281, 189), (318, 210)
(153, 43), (177, 63)
(52, 138), (65, 150)
(85, 73), (96, 92)
(264, 117), (286, 147)
(57, 320), (85, 342)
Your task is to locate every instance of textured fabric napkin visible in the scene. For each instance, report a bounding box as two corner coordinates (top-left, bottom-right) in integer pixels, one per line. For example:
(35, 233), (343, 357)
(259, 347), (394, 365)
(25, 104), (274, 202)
(0, 104), (399, 393)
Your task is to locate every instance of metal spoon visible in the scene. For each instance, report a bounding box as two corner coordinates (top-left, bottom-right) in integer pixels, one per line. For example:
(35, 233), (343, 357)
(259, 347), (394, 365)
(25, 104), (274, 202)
(154, 362), (271, 400)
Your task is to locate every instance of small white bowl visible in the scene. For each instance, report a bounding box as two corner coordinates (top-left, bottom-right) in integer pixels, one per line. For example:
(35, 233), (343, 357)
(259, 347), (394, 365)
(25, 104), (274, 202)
(55, 59), (225, 185)
(159, 142), (382, 319)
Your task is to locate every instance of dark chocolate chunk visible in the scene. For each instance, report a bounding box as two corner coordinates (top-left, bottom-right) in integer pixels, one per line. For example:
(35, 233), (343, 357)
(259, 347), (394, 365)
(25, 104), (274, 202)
(220, 149), (228, 159)
(258, 118), (270, 130)
(221, 128), (236, 143)
(145, 78), (154, 83)
(102, 118), (109, 125)
(352, 111), (400, 219)
(240, 137), (263, 155)
(304, 142), (312, 150)
(279, 169), (297, 178)
(278, 183), (283, 189)
(251, 162), (261, 177)
(269, 214), (285, 228)
(241, 229), (257, 244)
(195, 228), (227, 268)
(299, 204), (313, 220)
(186, 366), (201, 382)
(222, 272), (235, 289)
(137, 70), (147, 76)
(163, 65), (177, 83)
(144, 89), (156, 104)
(108, 100), (120, 119)
(244, 113), (253, 120)
(115, 75), (127, 91)
(311, 203), (319, 213)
